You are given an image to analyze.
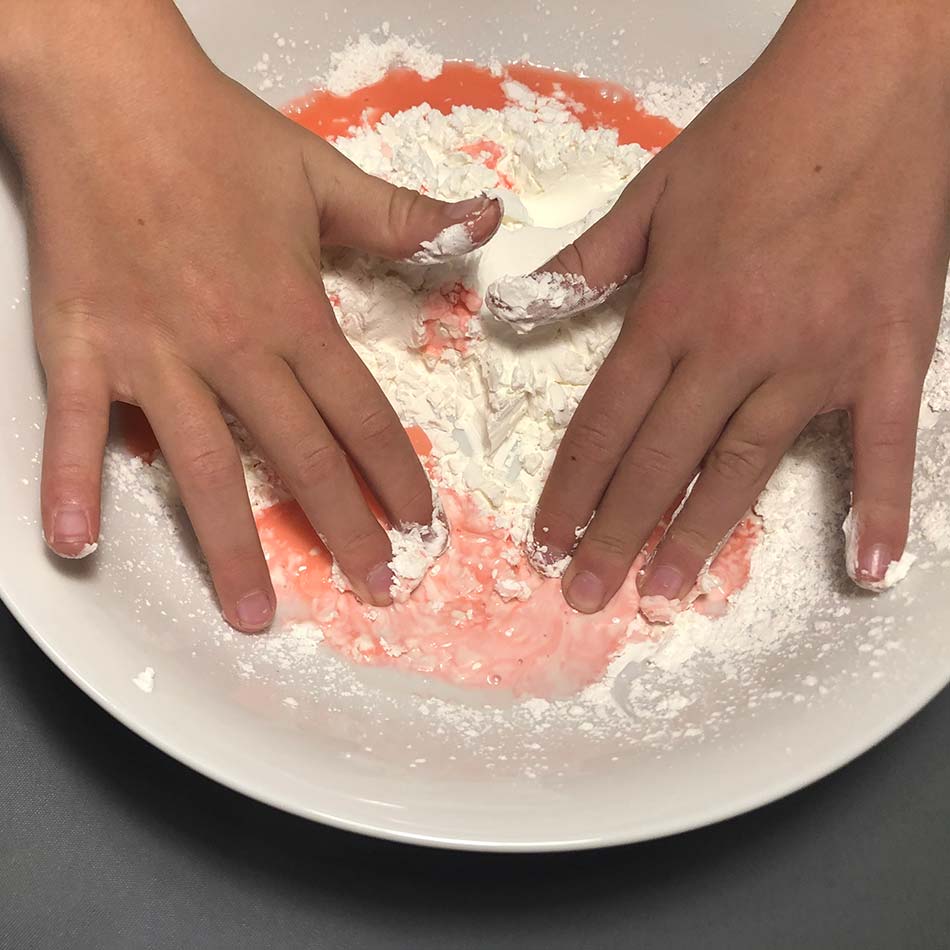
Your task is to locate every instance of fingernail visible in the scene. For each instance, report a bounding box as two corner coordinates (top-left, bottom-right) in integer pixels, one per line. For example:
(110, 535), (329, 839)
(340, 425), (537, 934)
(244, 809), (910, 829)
(641, 563), (686, 600)
(366, 562), (395, 606)
(565, 571), (605, 613)
(857, 543), (890, 584)
(419, 495), (450, 556)
(236, 590), (274, 630)
(421, 521), (450, 557)
(527, 542), (569, 579)
(50, 505), (92, 545)
(445, 195), (492, 222)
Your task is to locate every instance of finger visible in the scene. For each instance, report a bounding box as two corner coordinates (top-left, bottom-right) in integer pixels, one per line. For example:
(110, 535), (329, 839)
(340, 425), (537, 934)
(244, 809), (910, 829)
(137, 373), (276, 633)
(219, 358), (396, 606)
(287, 298), (435, 531)
(307, 137), (502, 262)
(563, 358), (753, 613)
(640, 380), (812, 602)
(485, 158), (667, 332)
(529, 321), (673, 574)
(846, 373), (921, 590)
(41, 356), (110, 558)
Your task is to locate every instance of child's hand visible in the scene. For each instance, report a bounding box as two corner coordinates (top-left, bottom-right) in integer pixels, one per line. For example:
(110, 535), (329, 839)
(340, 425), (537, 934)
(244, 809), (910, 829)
(490, 0), (950, 612)
(2, 3), (500, 631)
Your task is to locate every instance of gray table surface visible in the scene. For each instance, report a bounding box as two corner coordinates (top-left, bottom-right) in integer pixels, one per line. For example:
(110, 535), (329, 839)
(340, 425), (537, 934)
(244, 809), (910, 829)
(1, 601), (948, 950)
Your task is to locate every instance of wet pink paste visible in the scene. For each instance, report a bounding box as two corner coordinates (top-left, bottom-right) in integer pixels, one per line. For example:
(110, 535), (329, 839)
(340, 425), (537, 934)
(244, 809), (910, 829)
(258, 419), (761, 698)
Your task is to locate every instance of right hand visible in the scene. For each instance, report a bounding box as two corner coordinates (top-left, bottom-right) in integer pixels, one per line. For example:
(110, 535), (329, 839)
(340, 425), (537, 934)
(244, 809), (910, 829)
(3, 7), (500, 631)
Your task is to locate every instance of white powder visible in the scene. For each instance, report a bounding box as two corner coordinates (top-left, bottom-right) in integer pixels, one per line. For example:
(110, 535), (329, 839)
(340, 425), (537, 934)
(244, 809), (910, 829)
(842, 508), (918, 592)
(326, 488), (449, 600)
(524, 536), (572, 578)
(320, 34), (443, 96)
(486, 271), (618, 333)
(388, 496), (450, 601)
(60, 541), (99, 560)
(84, 37), (950, 755)
(632, 76), (716, 130)
(133, 667), (155, 693)
(328, 87), (652, 542)
(408, 222), (478, 265)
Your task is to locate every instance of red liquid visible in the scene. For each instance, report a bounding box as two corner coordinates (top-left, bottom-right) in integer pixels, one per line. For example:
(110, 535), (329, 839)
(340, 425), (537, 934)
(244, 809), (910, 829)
(121, 62), (680, 465)
(286, 61), (680, 148)
(259, 434), (762, 699)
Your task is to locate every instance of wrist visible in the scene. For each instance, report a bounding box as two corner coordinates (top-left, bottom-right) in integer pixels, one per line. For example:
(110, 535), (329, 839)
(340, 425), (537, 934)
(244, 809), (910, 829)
(764, 0), (950, 100)
(0, 0), (215, 169)
(737, 0), (950, 156)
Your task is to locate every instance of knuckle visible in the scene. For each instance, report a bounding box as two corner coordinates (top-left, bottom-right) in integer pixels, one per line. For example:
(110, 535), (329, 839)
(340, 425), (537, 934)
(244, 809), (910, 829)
(41, 293), (105, 328)
(291, 304), (346, 354)
(207, 322), (255, 361)
(280, 274), (327, 317)
(862, 498), (908, 525)
(183, 443), (237, 487)
(213, 546), (265, 582)
(393, 480), (434, 526)
(707, 436), (770, 486)
(563, 418), (620, 466)
(864, 414), (915, 459)
(357, 403), (401, 445)
(627, 442), (677, 481)
(295, 438), (347, 485)
(665, 520), (717, 560)
(45, 457), (90, 487)
(635, 281), (686, 324)
(728, 302), (768, 340)
(551, 242), (586, 278)
(387, 187), (424, 244)
(334, 524), (386, 565)
(49, 384), (97, 423)
(585, 529), (635, 564)
(37, 296), (111, 355)
(866, 431), (902, 458)
(184, 287), (254, 357)
(617, 319), (677, 372)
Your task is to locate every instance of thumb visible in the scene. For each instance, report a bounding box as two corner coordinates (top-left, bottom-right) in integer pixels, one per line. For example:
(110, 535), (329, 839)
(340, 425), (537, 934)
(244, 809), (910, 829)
(485, 159), (667, 333)
(311, 142), (502, 262)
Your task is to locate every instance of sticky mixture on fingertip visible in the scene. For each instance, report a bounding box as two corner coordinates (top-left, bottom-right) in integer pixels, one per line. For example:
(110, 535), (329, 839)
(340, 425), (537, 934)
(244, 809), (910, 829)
(485, 271), (617, 333)
(841, 508), (916, 592)
(525, 536), (571, 579)
(380, 491), (452, 603)
(407, 196), (502, 265)
(54, 541), (99, 560)
(638, 594), (682, 625)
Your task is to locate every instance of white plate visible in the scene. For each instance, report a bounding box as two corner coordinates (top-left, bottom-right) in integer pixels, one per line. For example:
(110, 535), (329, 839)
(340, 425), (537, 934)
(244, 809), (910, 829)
(1, 0), (948, 851)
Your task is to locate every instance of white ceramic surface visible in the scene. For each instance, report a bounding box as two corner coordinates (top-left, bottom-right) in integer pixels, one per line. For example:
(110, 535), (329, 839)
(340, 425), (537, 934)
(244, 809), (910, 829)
(1, 0), (948, 851)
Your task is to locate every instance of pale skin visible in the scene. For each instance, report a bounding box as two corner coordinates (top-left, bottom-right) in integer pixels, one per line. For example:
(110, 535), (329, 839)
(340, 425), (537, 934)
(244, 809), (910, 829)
(513, 0), (950, 612)
(0, 0), (501, 631)
(1, 2), (947, 630)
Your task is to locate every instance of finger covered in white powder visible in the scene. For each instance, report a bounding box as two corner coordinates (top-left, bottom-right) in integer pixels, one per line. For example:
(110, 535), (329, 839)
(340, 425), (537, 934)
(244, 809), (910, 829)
(485, 271), (618, 333)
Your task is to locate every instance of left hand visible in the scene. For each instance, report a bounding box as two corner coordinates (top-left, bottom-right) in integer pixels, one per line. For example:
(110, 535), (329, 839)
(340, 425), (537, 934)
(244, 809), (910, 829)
(489, 0), (950, 613)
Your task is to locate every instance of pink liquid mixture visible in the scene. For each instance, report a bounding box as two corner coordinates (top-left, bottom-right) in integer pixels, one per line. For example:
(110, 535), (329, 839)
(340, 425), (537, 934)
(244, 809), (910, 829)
(258, 416), (761, 699)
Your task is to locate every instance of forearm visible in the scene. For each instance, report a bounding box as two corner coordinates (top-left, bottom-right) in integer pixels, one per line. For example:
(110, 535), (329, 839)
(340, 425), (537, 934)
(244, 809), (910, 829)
(700, 0), (950, 192)
(761, 0), (950, 110)
(0, 0), (212, 167)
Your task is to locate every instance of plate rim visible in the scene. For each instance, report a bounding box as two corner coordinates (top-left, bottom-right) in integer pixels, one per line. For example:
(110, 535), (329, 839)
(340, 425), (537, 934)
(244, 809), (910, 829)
(4, 574), (947, 853)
